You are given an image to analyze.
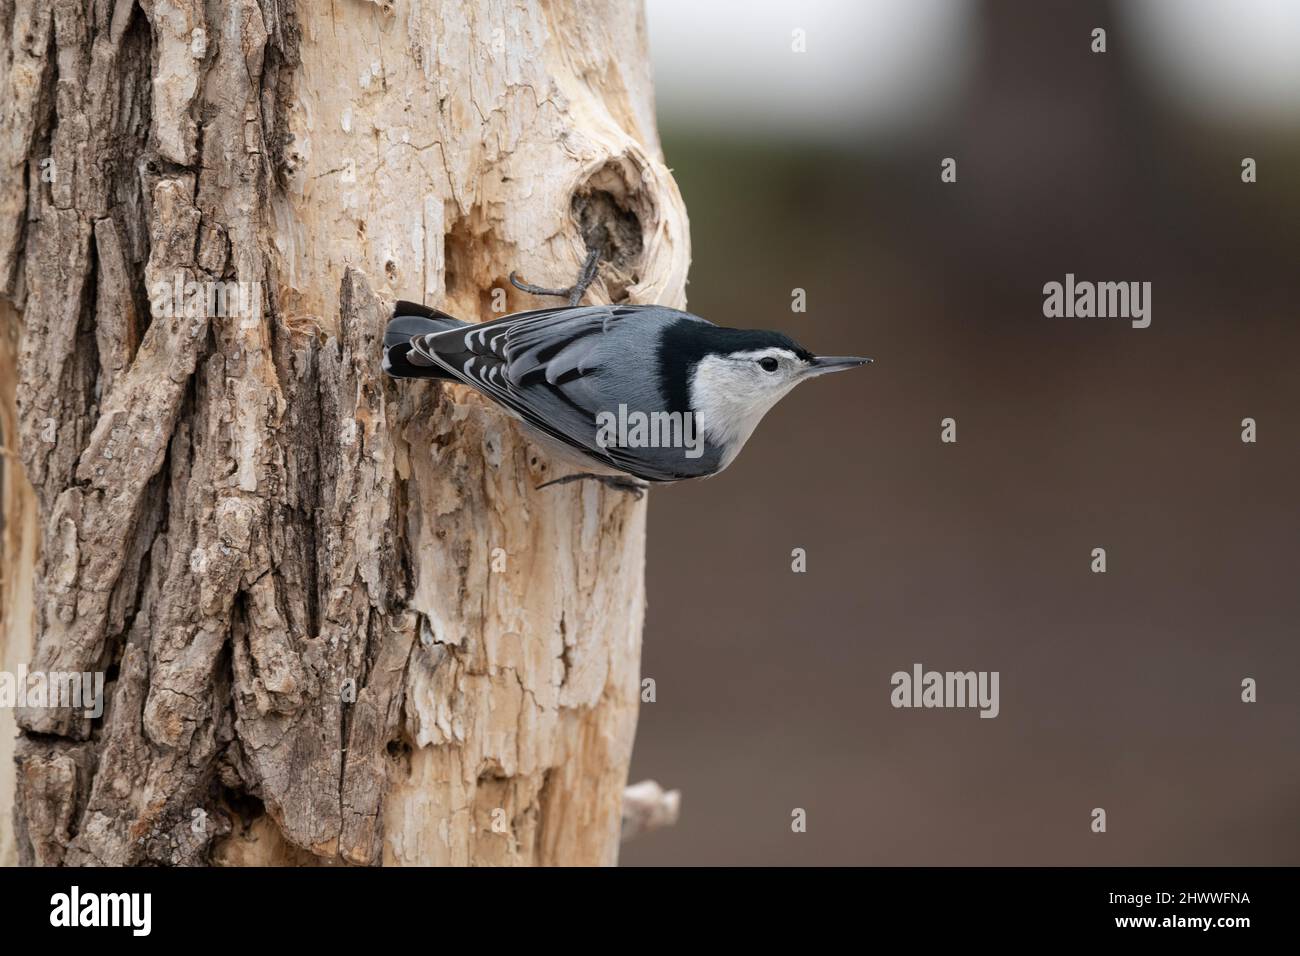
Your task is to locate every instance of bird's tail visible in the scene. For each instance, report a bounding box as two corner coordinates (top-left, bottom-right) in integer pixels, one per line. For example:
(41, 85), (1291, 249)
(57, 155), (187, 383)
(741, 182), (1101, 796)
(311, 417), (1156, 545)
(382, 301), (470, 379)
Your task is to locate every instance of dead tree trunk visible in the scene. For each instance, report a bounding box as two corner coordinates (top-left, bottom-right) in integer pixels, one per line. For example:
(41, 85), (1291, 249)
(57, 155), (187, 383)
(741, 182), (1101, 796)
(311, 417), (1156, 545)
(0, 0), (688, 866)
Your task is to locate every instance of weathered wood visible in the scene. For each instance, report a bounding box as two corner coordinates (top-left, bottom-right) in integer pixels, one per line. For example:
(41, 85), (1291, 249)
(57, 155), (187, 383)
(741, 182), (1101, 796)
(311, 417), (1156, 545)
(0, 299), (38, 868)
(0, 0), (689, 866)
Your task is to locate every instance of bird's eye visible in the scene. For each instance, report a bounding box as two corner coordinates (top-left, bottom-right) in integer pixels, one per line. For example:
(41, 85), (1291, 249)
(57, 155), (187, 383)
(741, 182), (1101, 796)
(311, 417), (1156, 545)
(759, 357), (779, 372)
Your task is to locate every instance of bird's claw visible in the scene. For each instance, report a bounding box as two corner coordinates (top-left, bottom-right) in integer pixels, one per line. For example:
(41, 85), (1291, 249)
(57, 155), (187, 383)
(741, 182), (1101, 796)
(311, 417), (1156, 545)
(509, 248), (601, 307)
(536, 472), (648, 500)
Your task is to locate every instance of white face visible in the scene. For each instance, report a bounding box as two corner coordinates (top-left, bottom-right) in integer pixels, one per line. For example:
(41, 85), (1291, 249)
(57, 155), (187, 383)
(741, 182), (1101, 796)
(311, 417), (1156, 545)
(688, 347), (811, 468)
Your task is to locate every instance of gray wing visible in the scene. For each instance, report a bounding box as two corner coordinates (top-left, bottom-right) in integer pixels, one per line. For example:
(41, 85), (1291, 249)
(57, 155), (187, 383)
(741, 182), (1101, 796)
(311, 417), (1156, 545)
(408, 304), (703, 482)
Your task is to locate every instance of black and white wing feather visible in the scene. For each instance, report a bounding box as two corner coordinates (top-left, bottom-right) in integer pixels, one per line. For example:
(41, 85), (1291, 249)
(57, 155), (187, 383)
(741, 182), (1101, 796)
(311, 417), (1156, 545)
(406, 305), (695, 482)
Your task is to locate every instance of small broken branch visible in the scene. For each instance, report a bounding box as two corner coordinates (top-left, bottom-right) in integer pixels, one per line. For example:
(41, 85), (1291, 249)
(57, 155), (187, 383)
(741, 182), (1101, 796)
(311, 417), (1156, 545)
(621, 780), (682, 842)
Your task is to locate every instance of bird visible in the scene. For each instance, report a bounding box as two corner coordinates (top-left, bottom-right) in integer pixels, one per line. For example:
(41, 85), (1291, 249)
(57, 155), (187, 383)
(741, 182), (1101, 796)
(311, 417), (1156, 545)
(382, 274), (870, 495)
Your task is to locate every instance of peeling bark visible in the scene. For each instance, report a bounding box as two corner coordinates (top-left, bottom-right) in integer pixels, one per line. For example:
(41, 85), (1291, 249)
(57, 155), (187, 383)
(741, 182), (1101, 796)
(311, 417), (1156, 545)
(0, 0), (689, 866)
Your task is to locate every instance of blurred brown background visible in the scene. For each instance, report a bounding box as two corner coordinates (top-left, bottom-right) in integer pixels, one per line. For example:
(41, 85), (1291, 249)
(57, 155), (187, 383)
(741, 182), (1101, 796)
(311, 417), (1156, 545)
(622, 0), (1300, 865)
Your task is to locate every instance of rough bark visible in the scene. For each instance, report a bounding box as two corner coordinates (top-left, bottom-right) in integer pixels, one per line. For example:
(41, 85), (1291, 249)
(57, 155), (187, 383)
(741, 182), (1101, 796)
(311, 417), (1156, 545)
(0, 0), (689, 866)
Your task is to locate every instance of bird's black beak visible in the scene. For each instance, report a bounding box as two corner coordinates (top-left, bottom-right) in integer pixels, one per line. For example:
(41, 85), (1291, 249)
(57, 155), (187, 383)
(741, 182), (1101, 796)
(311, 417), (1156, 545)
(804, 355), (872, 378)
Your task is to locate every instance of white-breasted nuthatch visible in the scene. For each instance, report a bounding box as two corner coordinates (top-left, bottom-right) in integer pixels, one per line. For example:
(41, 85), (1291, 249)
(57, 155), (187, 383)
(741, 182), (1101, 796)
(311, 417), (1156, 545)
(382, 282), (870, 493)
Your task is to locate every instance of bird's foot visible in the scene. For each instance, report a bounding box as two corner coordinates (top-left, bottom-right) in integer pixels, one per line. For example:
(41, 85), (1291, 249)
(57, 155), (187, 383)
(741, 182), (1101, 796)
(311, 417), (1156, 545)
(509, 248), (601, 307)
(536, 472), (648, 500)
